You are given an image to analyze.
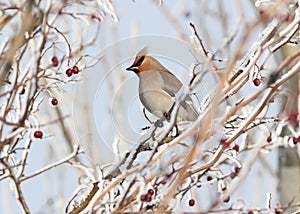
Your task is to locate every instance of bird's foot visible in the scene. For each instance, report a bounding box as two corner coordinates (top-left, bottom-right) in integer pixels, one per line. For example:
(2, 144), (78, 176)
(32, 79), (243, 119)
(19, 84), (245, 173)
(154, 118), (164, 128)
(141, 126), (150, 131)
(163, 112), (171, 121)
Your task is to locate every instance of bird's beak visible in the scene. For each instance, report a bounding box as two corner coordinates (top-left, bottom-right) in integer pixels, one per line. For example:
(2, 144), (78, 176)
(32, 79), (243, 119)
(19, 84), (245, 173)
(126, 65), (139, 73)
(126, 66), (134, 71)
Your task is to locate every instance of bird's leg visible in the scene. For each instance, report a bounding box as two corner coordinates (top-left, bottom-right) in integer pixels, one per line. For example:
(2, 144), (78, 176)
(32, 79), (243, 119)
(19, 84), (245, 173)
(151, 126), (158, 141)
(164, 102), (176, 121)
(164, 103), (180, 137)
(143, 107), (152, 122)
(164, 103), (182, 137)
(141, 107), (153, 130)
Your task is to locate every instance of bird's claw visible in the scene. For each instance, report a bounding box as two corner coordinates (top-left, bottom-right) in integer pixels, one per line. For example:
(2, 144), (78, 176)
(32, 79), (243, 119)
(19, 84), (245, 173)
(154, 119), (164, 128)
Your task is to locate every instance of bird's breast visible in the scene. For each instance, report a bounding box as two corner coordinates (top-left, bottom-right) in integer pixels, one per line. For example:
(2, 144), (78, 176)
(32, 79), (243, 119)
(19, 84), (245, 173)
(138, 71), (174, 118)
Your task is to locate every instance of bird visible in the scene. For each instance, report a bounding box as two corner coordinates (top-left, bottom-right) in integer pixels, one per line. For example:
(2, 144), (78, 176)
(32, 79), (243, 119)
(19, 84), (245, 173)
(126, 47), (198, 122)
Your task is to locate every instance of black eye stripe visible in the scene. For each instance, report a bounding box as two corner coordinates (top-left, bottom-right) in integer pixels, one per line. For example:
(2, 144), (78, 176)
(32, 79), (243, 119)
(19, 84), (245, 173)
(135, 56), (145, 66)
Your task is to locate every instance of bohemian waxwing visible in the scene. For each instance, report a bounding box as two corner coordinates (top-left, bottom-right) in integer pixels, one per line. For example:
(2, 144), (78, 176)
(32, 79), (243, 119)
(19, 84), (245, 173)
(126, 47), (198, 122)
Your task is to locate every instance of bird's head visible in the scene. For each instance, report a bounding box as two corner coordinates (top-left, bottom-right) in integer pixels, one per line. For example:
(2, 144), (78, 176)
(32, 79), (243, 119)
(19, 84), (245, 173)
(126, 47), (167, 74)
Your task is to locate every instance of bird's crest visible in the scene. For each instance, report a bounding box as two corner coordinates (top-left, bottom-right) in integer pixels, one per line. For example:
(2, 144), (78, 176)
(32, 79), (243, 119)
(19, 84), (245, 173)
(137, 46), (148, 57)
(132, 46), (148, 67)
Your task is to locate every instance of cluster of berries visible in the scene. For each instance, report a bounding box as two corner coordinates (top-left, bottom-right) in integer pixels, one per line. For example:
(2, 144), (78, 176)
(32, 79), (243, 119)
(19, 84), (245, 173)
(51, 56), (80, 77)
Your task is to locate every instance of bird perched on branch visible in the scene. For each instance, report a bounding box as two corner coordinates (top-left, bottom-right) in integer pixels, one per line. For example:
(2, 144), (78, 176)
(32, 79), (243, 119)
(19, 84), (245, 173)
(126, 47), (198, 122)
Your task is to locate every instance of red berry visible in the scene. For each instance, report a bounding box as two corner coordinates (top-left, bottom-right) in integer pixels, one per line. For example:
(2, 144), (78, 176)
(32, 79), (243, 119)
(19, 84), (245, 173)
(267, 135), (272, 142)
(51, 98), (58, 106)
(233, 145), (239, 152)
(34, 131), (43, 139)
(222, 140), (232, 148)
(148, 189), (154, 195)
(145, 193), (152, 202)
(20, 88), (25, 95)
(293, 137), (300, 144)
(282, 14), (292, 22)
(223, 196), (230, 203)
(235, 167), (241, 174)
(207, 176), (213, 181)
(51, 56), (59, 67)
(287, 112), (298, 123)
(248, 211), (254, 214)
(253, 78), (260, 86)
(58, 8), (63, 15)
(140, 194), (146, 201)
(160, 179), (166, 185)
(230, 167), (241, 179)
(188, 199), (195, 206)
(165, 173), (172, 179)
(72, 65), (79, 74)
(230, 172), (236, 179)
(66, 68), (72, 77)
(259, 10), (265, 16)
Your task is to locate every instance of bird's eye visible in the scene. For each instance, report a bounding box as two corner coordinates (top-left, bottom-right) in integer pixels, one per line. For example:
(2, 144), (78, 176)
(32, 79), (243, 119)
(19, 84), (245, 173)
(135, 56), (145, 66)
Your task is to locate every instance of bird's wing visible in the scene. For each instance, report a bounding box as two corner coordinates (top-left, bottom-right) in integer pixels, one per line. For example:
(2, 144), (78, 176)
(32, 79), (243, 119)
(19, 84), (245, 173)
(160, 70), (194, 102)
(160, 70), (198, 120)
(159, 70), (183, 97)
